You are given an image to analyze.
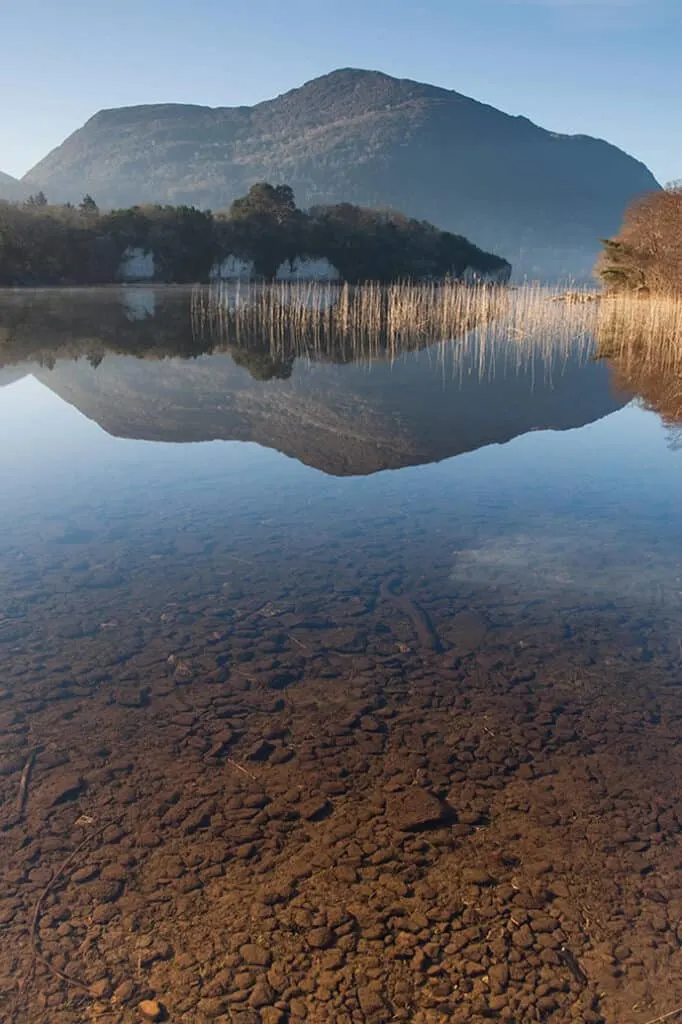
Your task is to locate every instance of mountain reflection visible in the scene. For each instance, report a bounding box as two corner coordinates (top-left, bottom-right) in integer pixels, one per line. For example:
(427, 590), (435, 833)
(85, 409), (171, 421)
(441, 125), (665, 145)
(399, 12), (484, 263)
(0, 287), (634, 476)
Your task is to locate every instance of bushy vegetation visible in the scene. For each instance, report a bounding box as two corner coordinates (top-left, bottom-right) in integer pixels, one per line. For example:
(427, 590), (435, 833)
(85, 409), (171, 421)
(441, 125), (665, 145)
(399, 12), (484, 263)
(597, 184), (682, 294)
(0, 196), (217, 286)
(305, 202), (507, 283)
(0, 183), (509, 287)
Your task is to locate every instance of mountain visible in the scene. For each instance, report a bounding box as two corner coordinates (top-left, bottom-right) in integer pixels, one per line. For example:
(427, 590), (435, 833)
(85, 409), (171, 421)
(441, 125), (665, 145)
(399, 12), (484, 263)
(22, 68), (659, 279)
(0, 171), (27, 201)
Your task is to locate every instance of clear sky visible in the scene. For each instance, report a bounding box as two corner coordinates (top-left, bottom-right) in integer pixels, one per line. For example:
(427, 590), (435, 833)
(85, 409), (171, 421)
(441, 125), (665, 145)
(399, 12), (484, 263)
(1, 0), (679, 183)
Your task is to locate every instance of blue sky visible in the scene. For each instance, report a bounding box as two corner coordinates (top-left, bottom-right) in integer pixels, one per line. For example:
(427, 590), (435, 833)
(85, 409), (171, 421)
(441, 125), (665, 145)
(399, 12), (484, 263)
(1, 0), (679, 183)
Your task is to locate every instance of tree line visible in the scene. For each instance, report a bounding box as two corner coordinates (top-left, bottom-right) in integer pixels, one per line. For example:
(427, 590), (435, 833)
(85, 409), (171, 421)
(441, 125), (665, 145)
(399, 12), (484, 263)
(0, 183), (510, 287)
(597, 183), (682, 294)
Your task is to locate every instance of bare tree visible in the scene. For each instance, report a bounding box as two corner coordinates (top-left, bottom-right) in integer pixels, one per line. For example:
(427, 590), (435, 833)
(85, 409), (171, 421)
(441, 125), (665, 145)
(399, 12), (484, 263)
(597, 188), (682, 293)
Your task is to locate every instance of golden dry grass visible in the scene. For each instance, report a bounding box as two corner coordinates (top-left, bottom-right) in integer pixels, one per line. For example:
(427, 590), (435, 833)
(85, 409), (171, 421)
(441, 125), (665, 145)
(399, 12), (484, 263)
(191, 281), (682, 365)
(596, 290), (682, 360)
(595, 292), (682, 425)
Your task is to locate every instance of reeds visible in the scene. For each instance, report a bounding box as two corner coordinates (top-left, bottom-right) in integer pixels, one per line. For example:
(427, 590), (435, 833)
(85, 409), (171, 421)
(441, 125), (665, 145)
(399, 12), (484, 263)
(188, 281), (682, 403)
(4, 282), (681, 384)
(595, 291), (682, 424)
(194, 282), (574, 359)
(596, 290), (682, 363)
(191, 280), (682, 368)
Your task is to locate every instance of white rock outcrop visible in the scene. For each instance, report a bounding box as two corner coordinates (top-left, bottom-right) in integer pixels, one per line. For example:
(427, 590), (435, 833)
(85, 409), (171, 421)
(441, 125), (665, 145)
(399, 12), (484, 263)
(210, 255), (341, 282)
(119, 247), (155, 282)
(209, 255), (256, 281)
(275, 257), (341, 282)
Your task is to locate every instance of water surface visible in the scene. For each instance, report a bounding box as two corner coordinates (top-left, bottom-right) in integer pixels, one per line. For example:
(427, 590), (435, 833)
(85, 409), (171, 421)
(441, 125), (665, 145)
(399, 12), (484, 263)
(1, 288), (681, 1024)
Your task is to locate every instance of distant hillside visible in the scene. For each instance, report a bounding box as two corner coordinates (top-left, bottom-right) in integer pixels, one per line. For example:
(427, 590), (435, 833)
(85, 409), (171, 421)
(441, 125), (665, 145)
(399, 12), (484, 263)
(0, 171), (26, 201)
(22, 69), (659, 279)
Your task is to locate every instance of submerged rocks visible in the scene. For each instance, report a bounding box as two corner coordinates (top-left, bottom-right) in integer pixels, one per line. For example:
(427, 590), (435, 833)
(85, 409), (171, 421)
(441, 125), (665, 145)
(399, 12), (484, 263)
(246, 740), (275, 762)
(299, 797), (332, 822)
(461, 867), (495, 886)
(239, 943), (272, 967)
(249, 978), (275, 1008)
(306, 926), (335, 950)
(488, 962), (510, 994)
(387, 787), (456, 832)
(4, 528), (682, 1024)
(43, 771), (85, 806)
(138, 1000), (163, 1021)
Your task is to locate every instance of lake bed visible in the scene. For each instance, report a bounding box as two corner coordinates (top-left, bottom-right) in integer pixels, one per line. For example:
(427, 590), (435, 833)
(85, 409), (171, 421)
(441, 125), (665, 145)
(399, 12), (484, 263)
(1, 288), (681, 1024)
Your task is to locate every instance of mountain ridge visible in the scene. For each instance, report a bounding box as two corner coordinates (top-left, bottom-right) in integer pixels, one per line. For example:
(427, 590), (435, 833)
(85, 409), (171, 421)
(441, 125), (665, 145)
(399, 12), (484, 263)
(22, 68), (660, 278)
(0, 170), (27, 201)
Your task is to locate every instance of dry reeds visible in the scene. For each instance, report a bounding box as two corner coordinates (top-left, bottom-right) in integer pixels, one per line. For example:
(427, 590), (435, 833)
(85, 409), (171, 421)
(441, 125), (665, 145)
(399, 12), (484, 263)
(595, 291), (682, 425)
(192, 281), (588, 359)
(597, 290), (682, 360)
(191, 281), (682, 377)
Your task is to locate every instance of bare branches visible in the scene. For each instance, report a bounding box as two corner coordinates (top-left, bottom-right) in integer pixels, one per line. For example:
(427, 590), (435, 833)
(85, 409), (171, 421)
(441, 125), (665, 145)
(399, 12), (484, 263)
(599, 190), (682, 294)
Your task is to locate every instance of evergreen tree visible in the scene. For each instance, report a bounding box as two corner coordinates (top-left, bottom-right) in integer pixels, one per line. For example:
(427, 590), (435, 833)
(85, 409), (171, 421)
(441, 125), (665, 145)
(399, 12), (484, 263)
(79, 194), (99, 216)
(24, 191), (48, 208)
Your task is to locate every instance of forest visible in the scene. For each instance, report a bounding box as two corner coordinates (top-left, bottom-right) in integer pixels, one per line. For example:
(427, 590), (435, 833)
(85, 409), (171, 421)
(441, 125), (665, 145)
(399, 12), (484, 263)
(0, 184), (510, 287)
(597, 184), (682, 294)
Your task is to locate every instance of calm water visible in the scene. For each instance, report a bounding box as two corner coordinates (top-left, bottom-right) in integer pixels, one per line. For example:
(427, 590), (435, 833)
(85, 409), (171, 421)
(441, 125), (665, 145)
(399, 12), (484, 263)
(2, 288), (682, 1024)
(2, 288), (681, 665)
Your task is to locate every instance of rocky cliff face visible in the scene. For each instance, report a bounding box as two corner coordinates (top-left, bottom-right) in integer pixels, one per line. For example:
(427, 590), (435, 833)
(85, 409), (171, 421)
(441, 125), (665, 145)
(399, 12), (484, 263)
(22, 69), (659, 280)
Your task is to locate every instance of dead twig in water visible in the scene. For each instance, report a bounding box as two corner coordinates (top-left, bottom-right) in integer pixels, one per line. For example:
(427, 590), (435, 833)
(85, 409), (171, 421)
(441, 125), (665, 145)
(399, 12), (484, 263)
(16, 748), (37, 821)
(28, 818), (121, 995)
(642, 1009), (682, 1024)
(227, 759), (257, 781)
(288, 633), (310, 652)
(225, 554), (254, 566)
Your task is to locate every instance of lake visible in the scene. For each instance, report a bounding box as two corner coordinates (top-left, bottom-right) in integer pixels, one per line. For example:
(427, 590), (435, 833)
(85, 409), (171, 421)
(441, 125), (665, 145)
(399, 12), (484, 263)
(1, 287), (681, 1024)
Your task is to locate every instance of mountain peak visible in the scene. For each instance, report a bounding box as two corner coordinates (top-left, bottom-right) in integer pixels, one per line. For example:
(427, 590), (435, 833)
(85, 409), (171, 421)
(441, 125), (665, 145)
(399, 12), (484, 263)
(303, 67), (397, 84)
(22, 68), (659, 278)
(268, 66), (454, 119)
(294, 66), (439, 93)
